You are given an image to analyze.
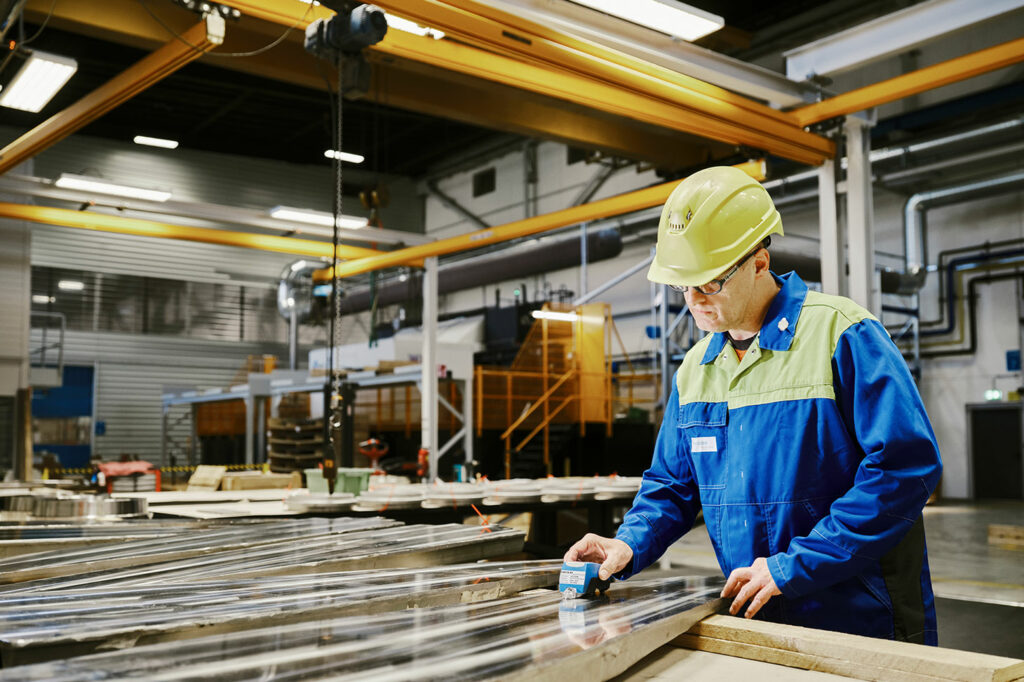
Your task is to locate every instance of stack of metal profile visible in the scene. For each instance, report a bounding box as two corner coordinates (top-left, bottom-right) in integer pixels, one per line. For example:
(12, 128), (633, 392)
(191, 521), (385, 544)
(0, 560), (562, 666)
(0, 575), (723, 678)
(0, 520), (204, 560)
(0, 494), (148, 520)
(0, 521), (525, 592)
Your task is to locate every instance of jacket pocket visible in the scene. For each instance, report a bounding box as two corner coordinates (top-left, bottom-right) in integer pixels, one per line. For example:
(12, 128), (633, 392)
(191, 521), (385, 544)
(679, 402), (728, 489)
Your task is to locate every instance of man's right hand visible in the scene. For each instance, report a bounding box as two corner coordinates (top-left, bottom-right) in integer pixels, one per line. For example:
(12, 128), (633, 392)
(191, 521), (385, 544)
(564, 533), (633, 581)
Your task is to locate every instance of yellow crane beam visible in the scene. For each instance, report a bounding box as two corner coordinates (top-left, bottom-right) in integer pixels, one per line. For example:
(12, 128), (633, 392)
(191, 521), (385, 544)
(314, 160), (766, 281)
(0, 15), (224, 176)
(0, 203), (382, 261)
(216, 0), (833, 165)
(794, 36), (1024, 126)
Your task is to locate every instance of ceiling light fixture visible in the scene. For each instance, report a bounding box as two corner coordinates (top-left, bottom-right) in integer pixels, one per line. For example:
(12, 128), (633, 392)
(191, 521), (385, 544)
(324, 149), (366, 164)
(269, 206), (369, 230)
(0, 50), (78, 112)
(57, 280), (84, 291)
(134, 135), (179, 149)
(531, 310), (578, 322)
(564, 0), (723, 41)
(32, 294), (55, 304)
(384, 13), (445, 39)
(54, 173), (173, 202)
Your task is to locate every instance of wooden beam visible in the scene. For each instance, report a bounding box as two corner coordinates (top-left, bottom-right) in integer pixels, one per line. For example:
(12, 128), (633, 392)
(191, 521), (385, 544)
(676, 614), (1024, 682)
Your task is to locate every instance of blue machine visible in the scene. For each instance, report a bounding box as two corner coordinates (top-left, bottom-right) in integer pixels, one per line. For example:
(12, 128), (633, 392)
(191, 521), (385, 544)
(559, 560), (612, 599)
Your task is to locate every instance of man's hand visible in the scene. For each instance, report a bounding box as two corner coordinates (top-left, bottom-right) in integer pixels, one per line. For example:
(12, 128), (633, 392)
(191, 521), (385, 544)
(721, 557), (781, 619)
(564, 533), (633, 580)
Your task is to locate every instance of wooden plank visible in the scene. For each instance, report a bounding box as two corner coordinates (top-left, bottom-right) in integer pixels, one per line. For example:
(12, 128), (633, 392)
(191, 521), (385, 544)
(675, 634), (949, 682)
(186, 465), (226, 491)
(676, 615), (1024, 682)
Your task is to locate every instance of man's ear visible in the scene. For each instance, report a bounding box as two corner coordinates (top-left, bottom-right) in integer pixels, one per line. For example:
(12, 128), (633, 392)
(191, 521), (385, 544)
(754, 248), (771, 276)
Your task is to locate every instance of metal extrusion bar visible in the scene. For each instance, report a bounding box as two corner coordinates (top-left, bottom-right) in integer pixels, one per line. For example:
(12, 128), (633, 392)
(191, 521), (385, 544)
(316, 160), (765, 281)
(0, 202), (381, 260)
(0, 574), (722, 679)
(0, 517), (397, 584)
(794, 35), (1024, 126)
(1, 523), (525, 593)
(0, 560), (561, 667)
(0, 15), (224, 175)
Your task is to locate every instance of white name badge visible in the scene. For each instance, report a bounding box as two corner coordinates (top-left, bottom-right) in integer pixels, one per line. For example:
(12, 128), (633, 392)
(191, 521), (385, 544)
(691, 436), (717, 453)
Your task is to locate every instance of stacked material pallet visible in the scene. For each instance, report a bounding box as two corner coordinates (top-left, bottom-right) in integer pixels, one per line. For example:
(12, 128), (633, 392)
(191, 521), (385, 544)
(267, 417), (324, 474)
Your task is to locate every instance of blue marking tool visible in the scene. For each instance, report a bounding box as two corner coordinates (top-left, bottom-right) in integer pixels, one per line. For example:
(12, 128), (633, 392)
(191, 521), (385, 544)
(559, 560), (612, 599)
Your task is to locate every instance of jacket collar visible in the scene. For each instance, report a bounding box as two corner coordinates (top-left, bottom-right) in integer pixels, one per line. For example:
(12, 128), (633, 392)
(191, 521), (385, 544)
(699, 271), (808, 365)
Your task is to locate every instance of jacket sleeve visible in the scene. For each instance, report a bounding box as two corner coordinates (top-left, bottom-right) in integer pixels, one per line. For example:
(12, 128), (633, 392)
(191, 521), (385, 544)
(614, 377), (702, 578)
(767, 318), (942, 598)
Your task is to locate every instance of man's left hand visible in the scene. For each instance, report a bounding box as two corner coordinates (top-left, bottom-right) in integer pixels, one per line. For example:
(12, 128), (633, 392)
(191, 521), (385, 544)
(721, 557), (781, 619)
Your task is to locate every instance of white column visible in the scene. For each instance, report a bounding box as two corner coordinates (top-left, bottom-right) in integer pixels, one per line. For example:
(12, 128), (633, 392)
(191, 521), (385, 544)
(845, 116), (876, 313)
(462, 375), (473, 477)
(421, 256), (439, 482)
(817, 158), (842, 296)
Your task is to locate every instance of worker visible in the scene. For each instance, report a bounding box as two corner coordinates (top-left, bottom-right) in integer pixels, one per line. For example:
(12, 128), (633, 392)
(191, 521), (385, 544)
(566, 166), (942, 644)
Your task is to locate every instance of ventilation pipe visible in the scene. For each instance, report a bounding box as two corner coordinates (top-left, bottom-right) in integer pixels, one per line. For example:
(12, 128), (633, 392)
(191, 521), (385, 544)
(337, 227), (623, 315)
(278, 260), (326, 369)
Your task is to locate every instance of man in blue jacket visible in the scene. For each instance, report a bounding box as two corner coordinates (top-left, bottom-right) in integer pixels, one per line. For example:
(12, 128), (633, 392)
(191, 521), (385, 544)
(566, 166), (942, 644)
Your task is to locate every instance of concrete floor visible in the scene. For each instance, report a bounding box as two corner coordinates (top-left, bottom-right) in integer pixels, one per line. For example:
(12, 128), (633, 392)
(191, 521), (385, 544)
(653, 499), (1024, 659)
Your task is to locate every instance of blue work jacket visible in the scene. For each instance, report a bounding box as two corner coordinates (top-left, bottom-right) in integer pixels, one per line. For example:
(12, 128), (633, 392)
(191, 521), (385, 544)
(616, 272), (942, 644)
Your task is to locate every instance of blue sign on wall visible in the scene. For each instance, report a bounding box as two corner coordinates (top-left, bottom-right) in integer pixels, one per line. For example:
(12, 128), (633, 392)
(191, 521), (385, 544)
(1008, 350), (1021, 372)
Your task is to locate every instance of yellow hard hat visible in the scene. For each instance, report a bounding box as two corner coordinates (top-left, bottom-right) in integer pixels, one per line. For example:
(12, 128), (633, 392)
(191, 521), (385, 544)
(647, 166), (782, 287)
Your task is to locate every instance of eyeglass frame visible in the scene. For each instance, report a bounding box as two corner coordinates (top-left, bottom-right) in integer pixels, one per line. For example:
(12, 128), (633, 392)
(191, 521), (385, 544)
(669, 237), (771, 296)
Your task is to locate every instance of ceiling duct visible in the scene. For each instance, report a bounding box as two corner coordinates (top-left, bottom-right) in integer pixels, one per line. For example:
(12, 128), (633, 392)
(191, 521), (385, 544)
(338, 227), (623, 315)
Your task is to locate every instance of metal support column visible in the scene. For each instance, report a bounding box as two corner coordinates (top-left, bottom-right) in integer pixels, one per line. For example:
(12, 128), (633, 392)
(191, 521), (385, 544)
(463, 376), (474, 475)
(845, 116), (876, 313)
(160, 403), (168, 469)
(579, 222), (588, 298)
(244, 396), (254, 466)
(422, 256), (439, 482)
(817, 158), (842, 296)
(289, 308), (299, 370)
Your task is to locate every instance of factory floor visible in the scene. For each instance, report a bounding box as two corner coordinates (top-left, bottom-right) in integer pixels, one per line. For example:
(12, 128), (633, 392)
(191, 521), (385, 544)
(617, 499), (1023, 680)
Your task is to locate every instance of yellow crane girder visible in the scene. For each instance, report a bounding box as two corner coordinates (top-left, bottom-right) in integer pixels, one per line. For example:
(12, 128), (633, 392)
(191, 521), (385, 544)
(0, 202), (382, 261)
(0, 15), (224, 175)
(314, 160), (766, 281)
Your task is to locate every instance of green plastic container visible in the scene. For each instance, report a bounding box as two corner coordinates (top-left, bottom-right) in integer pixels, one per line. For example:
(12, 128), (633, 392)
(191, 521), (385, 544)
(337, 467), (372, 494)
(304, 468), (328, 494)
(304, 467), (371, 494)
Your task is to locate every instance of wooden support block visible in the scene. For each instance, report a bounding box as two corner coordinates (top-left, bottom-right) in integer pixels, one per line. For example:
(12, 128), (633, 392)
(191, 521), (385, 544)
(220, 472), (299, 491)
(988, 524), (1024, 549)
(674, 615), (1024, 682)
(186, 465), (226, 491)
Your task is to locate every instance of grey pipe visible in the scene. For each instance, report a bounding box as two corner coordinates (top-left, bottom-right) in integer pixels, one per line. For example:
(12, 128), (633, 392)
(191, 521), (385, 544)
(339, 227), (623, 314)
(904, 170), (1024, 274)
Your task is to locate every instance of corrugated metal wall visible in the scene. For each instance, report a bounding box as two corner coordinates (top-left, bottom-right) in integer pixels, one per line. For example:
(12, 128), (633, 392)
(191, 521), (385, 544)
(34, 330), (290, 464)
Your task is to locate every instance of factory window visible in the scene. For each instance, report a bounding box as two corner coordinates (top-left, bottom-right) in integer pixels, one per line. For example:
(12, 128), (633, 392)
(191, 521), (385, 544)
(29, 266), (284, 343)
(472, 167), (496, 197)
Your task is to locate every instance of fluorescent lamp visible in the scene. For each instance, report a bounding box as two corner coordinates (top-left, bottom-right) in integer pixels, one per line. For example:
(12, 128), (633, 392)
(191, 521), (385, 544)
(0, 50), (77, 113)
(532, 310), (578, 322)
(384, 13), (445, 39)
(55, 173), (172, 202)
(269, 206), (369, 230)
(324, 149), (365, 164)
(134, 135), (179, 149)
(58, 280), (84, 291)
(565, 0), (723, 41)
(32, 294), (55, 304)
(985, 388), (1003, 401)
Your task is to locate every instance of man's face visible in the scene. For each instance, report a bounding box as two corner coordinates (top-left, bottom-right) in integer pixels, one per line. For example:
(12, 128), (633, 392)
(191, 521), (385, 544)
(683, 255), (759, 333)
